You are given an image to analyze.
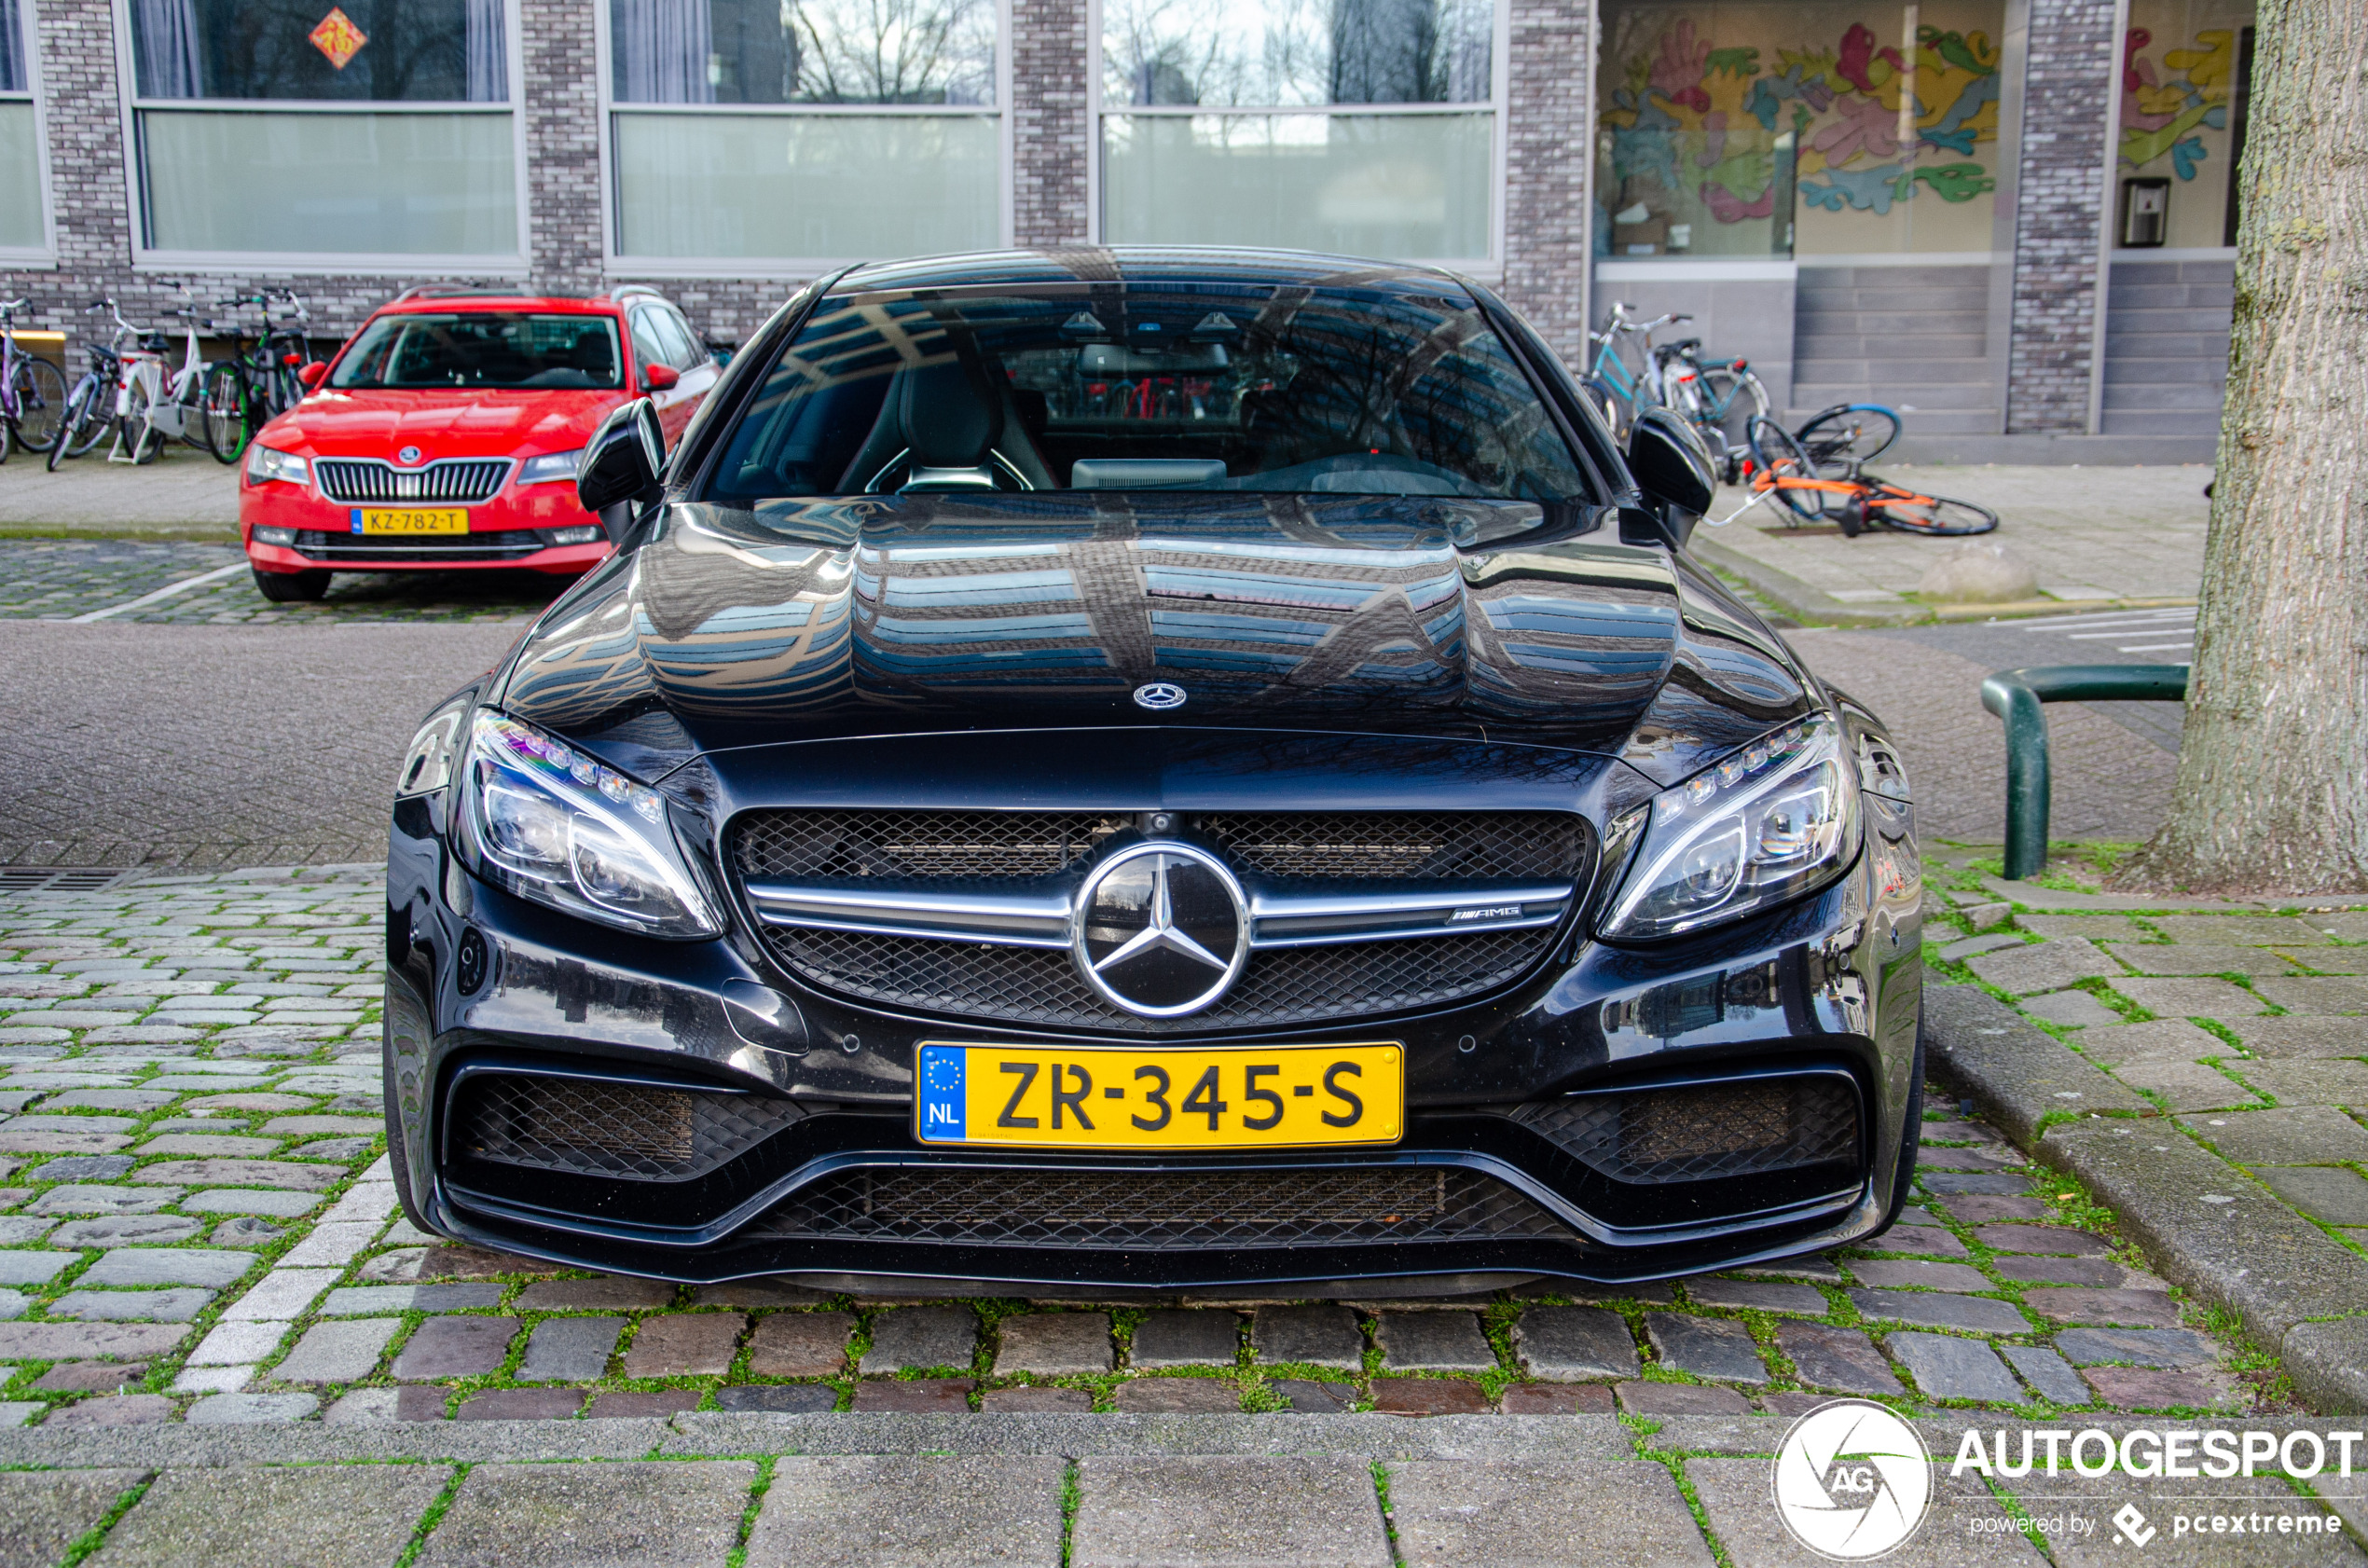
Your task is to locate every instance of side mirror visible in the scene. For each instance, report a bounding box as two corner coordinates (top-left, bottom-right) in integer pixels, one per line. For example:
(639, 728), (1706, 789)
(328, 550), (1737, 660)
(576, 398), (666, 543)
(1625, 407), (1718, 545)
(297, 362), (328, 389)
(642, 362), (680, 392)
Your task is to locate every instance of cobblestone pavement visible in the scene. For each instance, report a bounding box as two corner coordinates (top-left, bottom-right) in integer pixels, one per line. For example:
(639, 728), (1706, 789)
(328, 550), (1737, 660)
(0, 541), (567, 625)
(0, 619), (523, 869)
(0, 871), (2294, 1437)
(1705, 464), (2210, 607)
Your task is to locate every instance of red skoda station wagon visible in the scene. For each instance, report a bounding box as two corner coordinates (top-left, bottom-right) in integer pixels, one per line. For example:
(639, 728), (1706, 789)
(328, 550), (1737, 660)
(239, 284), (718, 601)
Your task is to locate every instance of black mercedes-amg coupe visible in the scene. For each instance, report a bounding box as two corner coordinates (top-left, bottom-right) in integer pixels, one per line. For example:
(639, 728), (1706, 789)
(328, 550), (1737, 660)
(382, 248), (1924, 1295)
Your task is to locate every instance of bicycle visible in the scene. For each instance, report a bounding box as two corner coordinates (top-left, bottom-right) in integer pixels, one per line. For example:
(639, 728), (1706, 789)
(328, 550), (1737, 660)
(1580, 301), (1690, 441)
(110, 284), (227, 464)
(1713, 415), (1997, 536)
(0, 297), (68, 461)
(46, 303), (131, 470)
(261, 289), (320, 417)
(1793, 403), (1903, 475)
(1658, 337), (1770, 482)
(200, 292), (284, 463)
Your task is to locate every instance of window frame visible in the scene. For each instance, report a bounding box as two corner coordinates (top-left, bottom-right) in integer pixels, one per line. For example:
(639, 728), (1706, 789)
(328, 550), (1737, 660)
(596, 0), (1015, 278)
(112, 0), (530, 276)
(1084, 0), (1509, 276)
(0, 0), (56, 266)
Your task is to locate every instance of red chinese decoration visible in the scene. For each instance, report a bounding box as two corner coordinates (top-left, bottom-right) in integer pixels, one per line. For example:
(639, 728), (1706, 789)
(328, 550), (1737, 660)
(309, 7), (368, 70)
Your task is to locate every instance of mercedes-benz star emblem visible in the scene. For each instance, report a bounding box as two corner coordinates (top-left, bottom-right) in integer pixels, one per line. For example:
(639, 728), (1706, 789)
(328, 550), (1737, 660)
(1133, 682), (1187, 711)
(396, 446), (423, 465)
(1071, 842), (1246, 1017)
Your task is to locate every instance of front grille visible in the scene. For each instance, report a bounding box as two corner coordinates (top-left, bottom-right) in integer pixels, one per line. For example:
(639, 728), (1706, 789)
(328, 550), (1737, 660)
(732, 808), (1588, 1030)
(1205, 812), (1581, 881)
(315, 458), (510, 504)
(737, 810), (1132, 882)
(761, 925), (1550, 1032)
(451, 1072), (801, 1181)
(748, 1166), (1575, 1249)
(1516, 1076), (1860, 1184)
(293, 528), (559, 561)
(732, 809), (1580, 886)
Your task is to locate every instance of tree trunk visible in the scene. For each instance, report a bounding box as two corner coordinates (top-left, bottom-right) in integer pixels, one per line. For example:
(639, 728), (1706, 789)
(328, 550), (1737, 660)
(2112, 0), (2368, 895)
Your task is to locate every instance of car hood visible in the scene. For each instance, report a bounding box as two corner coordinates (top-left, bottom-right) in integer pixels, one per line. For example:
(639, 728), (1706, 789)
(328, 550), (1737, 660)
(261, 388), (626, 457)
(492, 495), (1818, 787)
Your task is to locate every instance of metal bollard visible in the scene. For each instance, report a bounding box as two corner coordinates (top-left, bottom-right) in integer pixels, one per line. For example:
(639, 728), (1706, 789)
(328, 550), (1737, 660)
(1978, 664), (2190, 880)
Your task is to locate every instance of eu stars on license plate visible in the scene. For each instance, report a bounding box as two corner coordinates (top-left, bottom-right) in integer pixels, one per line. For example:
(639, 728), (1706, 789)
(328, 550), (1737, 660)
(914, 1042), (1403, 1151)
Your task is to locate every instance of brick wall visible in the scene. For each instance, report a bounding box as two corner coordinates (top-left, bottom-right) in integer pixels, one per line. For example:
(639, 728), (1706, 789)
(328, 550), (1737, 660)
(1500, 0), (1594, 368)
(2005, 0), (2117, 433)
(1010, 0), (1090, 246)
(523, 0), (601, 296)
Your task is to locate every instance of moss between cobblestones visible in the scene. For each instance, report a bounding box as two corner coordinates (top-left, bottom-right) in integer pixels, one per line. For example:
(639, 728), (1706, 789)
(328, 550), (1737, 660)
(53, 1473), (150, 1567)
(1625, 1418), (1740, 1568)
(391, 1464), (470, 1568)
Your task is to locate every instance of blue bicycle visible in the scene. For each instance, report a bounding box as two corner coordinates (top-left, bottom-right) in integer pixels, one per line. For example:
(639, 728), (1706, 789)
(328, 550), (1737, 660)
(1793, 403), (1903, 474)
(1579, 300), (1688, 441)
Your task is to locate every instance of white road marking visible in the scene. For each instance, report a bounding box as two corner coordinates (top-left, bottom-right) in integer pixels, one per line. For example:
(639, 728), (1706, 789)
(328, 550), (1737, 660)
(68, 560), (251, 623)
(2112, 641), (2196, 653)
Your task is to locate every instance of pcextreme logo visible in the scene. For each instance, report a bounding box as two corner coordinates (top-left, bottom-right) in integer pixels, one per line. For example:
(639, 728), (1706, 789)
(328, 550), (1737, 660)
(1770, 1400), (1934, 1561)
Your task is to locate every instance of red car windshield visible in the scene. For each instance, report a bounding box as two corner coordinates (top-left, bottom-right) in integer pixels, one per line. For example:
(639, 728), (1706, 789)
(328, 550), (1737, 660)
(332, 312), (623, 391)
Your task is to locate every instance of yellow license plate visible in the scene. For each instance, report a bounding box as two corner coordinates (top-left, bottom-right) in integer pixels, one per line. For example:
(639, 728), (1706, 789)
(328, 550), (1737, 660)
(915, 1041), (1403, 1152)
(353, 508), (468, 535)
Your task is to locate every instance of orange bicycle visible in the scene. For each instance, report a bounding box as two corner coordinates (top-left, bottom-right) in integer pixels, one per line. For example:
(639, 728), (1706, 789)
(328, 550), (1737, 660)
(1720, 416), (1999, 537)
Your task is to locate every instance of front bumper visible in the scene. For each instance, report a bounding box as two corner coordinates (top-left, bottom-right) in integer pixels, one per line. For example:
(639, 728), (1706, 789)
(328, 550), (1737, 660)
(241, 477), (609, 574)
(384, 791), (1925, 1290)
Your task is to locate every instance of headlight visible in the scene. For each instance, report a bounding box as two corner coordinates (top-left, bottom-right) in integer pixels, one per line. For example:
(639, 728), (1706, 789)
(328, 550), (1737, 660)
(516, 448), (586, 486)
(250, 525), (296, 546)
(1599, 716), (1861, 939)
(245, 445), (308, 485)
(460, 711), (723, 939)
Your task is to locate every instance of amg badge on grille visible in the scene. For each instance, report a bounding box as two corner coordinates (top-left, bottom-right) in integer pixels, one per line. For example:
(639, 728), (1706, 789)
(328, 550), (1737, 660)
(1132, 682), (1187, 711)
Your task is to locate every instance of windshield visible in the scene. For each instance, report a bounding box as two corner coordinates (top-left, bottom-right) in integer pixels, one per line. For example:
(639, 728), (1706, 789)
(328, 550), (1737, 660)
(705, 282), (1589, 504)
(332, 313), (623, 391)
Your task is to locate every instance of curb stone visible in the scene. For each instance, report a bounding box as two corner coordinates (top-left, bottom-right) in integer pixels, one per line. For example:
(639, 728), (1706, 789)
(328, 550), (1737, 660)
(1688, 537), (1923, 627)
(1922, 975), (2368, 1414)
(1921, 983), (2154, 1144)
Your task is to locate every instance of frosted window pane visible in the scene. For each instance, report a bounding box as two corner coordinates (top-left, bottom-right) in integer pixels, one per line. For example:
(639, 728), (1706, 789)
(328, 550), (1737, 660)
(0, 102), (38, 248)
(614, 112), (998, 257)
(140, 109), (517, 254)
(1102, 112), (1491, 258)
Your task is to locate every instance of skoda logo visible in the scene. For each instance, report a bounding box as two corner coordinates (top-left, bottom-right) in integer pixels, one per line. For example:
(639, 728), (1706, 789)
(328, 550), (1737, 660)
(395, 446), (423, 465)
(1071, 842), (1246, 1017)
(1133, 682), (1187, 711)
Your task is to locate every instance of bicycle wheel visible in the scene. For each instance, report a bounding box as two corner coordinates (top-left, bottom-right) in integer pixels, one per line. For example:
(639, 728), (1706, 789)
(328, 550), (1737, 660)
(1683, 365), (1769, 479)
(7, 355), (68, 453)
(200, 363), (249, 463)
(1746, 416), (1832, 522)
(1796, 404), (1902, 474)
(1578, 376), (1632, 443)
(48, 378), (102, 467)
(118, 378), (164, 464)
(1865, 486), (1999, 536)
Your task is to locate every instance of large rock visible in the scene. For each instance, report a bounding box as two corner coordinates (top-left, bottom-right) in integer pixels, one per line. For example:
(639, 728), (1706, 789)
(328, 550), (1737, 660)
(1918, 541), (2039, 602)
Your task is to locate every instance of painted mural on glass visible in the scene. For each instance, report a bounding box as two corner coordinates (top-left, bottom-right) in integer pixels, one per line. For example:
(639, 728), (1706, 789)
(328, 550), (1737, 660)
(2115, 0), (2251, 249)
(1595, 1), (2004, 257)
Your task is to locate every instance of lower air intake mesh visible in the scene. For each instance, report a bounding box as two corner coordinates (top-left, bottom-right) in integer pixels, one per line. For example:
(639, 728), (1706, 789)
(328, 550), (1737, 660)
(748, 1166), (1574, 1250)
(451, 1073), (801, 1181)
(1516, 1076), (1860, 1184)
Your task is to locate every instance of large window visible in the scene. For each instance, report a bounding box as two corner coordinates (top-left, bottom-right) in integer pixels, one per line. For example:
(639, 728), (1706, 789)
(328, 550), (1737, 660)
(1594, 0), (2004, 258)
(0, 0), (44, 254)
(2115, 0), (2251, 250)
(126, 0), (519, 262)
(1097, 0), (1500, 262)
(608, 0), (1002, 265)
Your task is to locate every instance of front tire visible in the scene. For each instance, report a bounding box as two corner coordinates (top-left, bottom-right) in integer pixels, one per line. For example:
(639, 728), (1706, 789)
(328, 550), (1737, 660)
(251, 566), (330, 602)
(200, 364), (249, 463)
(8, 355), (68, 453)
